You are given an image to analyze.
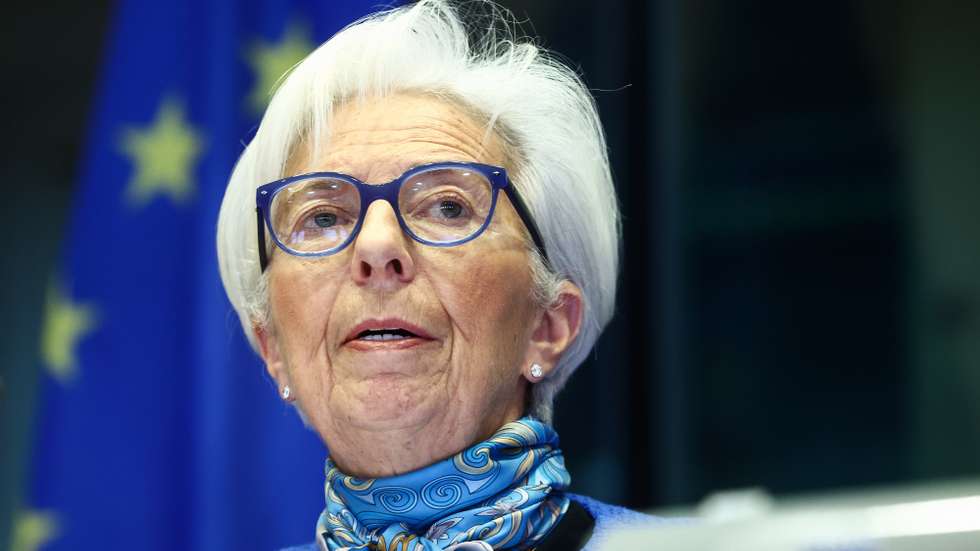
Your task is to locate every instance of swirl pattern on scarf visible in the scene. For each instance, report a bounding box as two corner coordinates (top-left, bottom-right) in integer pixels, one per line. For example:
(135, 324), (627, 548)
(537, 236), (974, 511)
(316, 417), (571, 550)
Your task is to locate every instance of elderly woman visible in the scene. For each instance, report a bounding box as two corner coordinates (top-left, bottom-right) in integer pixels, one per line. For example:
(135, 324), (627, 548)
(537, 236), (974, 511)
(217, 1), (649, 549)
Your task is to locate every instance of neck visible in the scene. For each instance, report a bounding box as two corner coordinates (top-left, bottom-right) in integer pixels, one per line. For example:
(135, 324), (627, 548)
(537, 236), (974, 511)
(316, 414), (571, 547)
(322, 403), (525, 478)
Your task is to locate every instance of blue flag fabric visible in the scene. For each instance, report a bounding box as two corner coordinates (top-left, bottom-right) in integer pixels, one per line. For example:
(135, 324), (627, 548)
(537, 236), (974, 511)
(28, 1), (393, 550)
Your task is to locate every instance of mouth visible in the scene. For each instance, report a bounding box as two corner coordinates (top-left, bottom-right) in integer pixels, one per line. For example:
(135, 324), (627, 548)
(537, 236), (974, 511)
(356, 328), (420, 341)
(343, 318), (436, 351)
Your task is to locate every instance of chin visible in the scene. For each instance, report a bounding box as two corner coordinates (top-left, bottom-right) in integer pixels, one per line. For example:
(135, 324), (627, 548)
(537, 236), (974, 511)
(330, 375), (446, 430)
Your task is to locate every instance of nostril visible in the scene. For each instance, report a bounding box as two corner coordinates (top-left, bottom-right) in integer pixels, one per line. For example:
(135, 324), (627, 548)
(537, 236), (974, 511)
(360, 261), (372, 278)
(391, 259), (403, 275)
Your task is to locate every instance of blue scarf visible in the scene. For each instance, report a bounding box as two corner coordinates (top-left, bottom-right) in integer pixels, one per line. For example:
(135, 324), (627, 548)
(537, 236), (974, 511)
(316, 417), (571, 550)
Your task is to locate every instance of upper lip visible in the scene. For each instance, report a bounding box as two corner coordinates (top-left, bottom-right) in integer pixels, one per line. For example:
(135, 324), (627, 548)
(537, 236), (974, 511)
(343, 318), (436, 343)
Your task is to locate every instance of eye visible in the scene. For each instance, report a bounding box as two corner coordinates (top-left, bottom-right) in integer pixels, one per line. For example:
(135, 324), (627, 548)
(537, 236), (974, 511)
(313, 212), (337, 228)
(295, 207), (352, 233)
(437, 200), (464, 219)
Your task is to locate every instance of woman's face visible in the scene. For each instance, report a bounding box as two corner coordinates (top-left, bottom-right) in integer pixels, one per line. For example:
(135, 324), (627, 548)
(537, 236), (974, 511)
(258, 94), (544, 470)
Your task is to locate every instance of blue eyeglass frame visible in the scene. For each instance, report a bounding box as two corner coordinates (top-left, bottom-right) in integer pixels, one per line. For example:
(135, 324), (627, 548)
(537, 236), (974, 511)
(255, 161), (549, 272)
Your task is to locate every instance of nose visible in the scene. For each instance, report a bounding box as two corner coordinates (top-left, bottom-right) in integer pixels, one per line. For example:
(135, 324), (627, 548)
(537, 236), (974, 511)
(350, 200), (416, 288)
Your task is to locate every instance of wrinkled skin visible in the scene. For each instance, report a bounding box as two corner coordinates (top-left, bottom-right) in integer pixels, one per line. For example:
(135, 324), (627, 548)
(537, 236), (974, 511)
(256, 93), (582, 477)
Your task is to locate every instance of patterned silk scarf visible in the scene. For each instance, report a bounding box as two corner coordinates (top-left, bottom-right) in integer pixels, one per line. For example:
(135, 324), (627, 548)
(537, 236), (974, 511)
(316, 417), (571, 551)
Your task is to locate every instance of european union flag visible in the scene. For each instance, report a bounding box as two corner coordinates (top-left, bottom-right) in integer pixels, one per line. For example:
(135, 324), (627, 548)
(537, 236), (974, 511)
(25, 1), (392, 550)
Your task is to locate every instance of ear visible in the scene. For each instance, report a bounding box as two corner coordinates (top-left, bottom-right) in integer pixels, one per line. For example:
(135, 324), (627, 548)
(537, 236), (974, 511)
(254, 323), (289, 391)
(523, 281), (584, 381)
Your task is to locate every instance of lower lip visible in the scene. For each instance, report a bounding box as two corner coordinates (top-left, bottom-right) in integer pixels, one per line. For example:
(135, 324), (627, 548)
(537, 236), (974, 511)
(343, 337), (435, 352)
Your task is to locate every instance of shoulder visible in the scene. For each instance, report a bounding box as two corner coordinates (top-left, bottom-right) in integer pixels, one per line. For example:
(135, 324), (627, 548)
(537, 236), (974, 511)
(569, 493), (657, 526)
(568, 493), (688, 551)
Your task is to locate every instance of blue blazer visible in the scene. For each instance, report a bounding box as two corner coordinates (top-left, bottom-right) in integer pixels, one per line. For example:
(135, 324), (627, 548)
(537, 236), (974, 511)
(281, 493), (673, 551)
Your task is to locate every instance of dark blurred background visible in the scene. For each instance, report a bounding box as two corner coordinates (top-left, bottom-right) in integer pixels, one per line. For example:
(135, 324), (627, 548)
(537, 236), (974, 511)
(2, 0), (979, 546)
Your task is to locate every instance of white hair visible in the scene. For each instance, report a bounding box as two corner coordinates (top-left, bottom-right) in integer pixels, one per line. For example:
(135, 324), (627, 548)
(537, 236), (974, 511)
(216, 0), (620, 423)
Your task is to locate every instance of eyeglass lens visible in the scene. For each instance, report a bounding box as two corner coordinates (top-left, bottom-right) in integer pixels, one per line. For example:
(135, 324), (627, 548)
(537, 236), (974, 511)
(269, 166), (494, 254)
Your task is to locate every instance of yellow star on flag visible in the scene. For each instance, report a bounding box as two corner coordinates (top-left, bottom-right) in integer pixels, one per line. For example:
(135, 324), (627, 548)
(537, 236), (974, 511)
(11, 509), (59, 551)
(245, 23), (315, 113)
(119, 97), (206, 207)
(40, 281), (98, 384)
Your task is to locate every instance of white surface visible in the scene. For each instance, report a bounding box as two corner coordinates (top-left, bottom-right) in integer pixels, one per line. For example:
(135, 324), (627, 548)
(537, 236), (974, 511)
(602, 480), (980, 550)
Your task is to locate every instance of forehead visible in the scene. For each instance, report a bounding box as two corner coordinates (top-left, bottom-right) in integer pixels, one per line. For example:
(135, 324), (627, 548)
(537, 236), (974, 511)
(287, 93), (508, 182)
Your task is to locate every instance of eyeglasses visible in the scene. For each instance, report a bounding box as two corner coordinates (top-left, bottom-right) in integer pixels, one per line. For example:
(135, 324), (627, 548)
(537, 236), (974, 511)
(255, 162), (548, 271)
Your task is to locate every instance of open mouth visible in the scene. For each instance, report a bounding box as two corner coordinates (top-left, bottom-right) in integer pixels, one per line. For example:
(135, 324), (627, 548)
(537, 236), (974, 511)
(355, 328), (419, 341)
(344, 319), (436, 348)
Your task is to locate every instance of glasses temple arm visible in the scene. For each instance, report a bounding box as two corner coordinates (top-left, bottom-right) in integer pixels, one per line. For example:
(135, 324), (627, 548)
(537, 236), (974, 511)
(504, 187), (551, 270)
(256, 208), (269, 272)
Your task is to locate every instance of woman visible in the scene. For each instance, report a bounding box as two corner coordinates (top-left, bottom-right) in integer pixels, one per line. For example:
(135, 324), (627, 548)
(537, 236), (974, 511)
(217, 1), (661, 549)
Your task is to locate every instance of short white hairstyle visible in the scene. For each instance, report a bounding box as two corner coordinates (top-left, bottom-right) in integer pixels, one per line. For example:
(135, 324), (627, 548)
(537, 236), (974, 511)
(216, 0), (620, 423)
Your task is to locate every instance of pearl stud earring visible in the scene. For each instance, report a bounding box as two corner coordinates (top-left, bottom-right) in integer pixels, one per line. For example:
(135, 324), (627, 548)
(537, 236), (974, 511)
(281, 385), (292, 401)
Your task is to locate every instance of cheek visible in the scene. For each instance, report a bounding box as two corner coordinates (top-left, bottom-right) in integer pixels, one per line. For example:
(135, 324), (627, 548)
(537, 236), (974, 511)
(268, 260), (345, 360)
(427, 247), (534, 342)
